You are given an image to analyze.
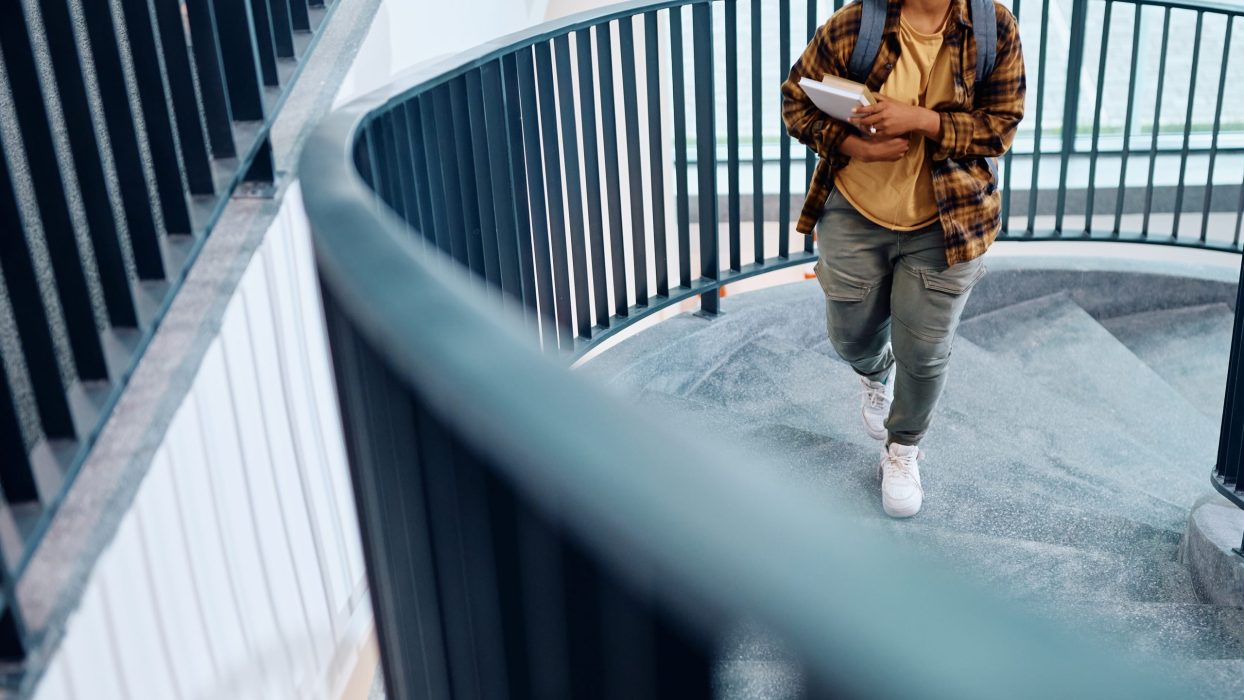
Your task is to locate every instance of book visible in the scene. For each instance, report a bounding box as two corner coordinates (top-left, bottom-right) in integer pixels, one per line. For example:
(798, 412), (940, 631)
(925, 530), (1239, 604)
(798, 75), (877, 125)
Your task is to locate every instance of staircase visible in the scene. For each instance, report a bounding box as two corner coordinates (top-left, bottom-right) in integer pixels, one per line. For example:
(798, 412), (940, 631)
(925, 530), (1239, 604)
(580, 268), (1244, 699)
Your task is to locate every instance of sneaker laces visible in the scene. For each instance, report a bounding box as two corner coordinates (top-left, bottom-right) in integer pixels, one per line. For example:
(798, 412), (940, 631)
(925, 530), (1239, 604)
(881, 447), (925, 481)
(860, 379), (889, 410)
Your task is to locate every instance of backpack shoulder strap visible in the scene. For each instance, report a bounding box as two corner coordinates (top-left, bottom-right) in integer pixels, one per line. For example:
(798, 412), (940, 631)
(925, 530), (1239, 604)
(970, 0), (998, 82)
(848, 0), (887, 82)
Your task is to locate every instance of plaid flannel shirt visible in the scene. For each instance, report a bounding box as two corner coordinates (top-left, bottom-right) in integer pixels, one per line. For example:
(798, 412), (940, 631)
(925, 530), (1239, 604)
(781, 0), (1026, 266)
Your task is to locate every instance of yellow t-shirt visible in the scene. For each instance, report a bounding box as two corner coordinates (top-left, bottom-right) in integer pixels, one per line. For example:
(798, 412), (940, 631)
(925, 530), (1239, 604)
(834, 12), (956, 230)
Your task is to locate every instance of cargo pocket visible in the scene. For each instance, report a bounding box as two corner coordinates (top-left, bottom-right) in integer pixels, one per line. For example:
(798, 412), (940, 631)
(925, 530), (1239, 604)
(814, 259), (870, 302)
(907, 259), (986, 341)
(918, 259), (987, 296)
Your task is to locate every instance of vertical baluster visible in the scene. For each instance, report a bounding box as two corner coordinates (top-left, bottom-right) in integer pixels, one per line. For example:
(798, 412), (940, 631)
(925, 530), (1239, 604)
(116, 0), (195, 230)
(503, 53), (540, 318)
(389, 104), (419, 231)
(554, 36), (593, 338)
(1002, 0), (1022, 233)
(248, 0), (280, 85)
(1083, 0), (1112, 236)
(670, 8), (693, 290)
(778, 0), (792, 257)
(517, 48), (560, 350)
(0, 155), (75, 441)
(289, 0), (311, 32)
(431, 85), (466, 259)
(597, 23), (630, 318)
(535, 42), (576, 350)
(805, 0), (818, 257)
(463, 74), (496, 279)
(1217, 260), (1244, 495)
(0, 349), (36, 503)
(726, 0), (742, 272)
(516, 508), (572, 696)
(0, 5), (109, 381)
(78, 0), (164, 278)
(577, 30), (611, 328)
(645, 12), (670, 298)
(1172, 11), (1203, 240)
(1142, 8), (1172, 238)
(484, 472), (530, 696)
(401, 104), (430, 244)
(374, 115), (401, 215)
(618, 20), (650, 308)
(1113, 5), (1142, 237)
(416, 96), (450, 250)
(1054, 0), (1088, 235)
(1202, 16), (1233, 245)
(1025, 0), (1050, 236)
(36, 0), (138, 328)
(751, 0), (764, 264)
(210, 0), (266, 121)
(599, 576), (657, 698)
(693, 3), (720, 314)
(151, 0), (216, 195)
(563, 542), (605, 696)
(184, 0), (237, 158)
(267, 0), (296, 59)
(483, 60), (526, 305)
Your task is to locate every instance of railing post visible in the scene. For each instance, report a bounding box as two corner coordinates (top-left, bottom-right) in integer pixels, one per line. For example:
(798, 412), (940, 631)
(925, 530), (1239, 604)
(1054, 0), (1088, 233)
(692, 2), (720, 316)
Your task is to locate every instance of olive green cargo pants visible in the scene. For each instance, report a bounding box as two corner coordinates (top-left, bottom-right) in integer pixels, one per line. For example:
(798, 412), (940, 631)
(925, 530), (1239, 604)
(813, 185), (986, 446)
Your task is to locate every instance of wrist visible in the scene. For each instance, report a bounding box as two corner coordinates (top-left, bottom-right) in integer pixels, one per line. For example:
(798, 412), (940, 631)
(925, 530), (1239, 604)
(839, 134), (869, 160)
(919, 109), (943, 140)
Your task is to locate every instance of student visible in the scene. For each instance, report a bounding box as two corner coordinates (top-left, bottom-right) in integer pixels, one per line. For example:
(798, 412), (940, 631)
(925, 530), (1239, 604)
(781, 0), (1025, 517)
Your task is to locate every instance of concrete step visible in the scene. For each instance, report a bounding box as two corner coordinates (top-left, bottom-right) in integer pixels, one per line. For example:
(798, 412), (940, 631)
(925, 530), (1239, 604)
(956, 292), (1218, 490)
(1101, 303), (1235, 422)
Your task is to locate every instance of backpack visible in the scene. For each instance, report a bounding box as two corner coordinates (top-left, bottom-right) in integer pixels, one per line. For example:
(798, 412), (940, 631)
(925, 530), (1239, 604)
(847, 0), (998, 85)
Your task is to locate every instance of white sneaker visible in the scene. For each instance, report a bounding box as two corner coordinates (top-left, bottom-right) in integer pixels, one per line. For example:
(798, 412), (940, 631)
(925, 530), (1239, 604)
(860, 371), (893, 441)
(878, 442), (924, 518)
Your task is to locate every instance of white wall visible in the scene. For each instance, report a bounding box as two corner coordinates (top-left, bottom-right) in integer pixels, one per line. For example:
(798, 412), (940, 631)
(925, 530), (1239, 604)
(32, 185), (370, 700)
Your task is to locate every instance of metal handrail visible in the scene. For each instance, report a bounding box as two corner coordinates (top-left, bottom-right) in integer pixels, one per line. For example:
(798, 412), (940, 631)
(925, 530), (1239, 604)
(301, 0), (1230, 696)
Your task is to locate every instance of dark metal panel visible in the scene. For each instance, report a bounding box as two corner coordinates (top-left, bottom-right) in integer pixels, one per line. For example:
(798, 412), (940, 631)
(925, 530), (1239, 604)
(516, 47), (561, 349)
(596, 23), (630, 318)
(118, 0), (194, 231)
(78, 0), (165, 279)
(482, 60), (526, 303)
(462, 73), (495, 277)
(415, 95), (451, 251)
(692, 3), (719, 314)
(321, 302), (451, 699)
(1142, 7), (1172, 237)
(1171, 10), (1204, 239)
(576, 28), (611, 327)
(151, 0), (216, 195)
(618, 19), (649, 308)
(0, 348), (37, 503)
(0, 4), (109, 381)
(36, 0), (138, 328)
(670, 7), (692, 289)
(643, 12), (669, 298)
(502, 53), (540, 318)
(248, 0), (281, 86)
(212, 0), (267, 120)
(1202, 15), (1233, 244)
(0, 152), (74, 440)
(430, 84), (467, 258)
(267, 0), (297, 58)
(553, 35), (591, 338)
(725, 0), (741, 272)
(184, 0), (238, 158)
(289, 0), (311, 32)
(534, 41), (575, 349)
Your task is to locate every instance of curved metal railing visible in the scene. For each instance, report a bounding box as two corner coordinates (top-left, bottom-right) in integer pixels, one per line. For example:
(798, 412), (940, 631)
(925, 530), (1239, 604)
(300, 0), (1239, 696)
